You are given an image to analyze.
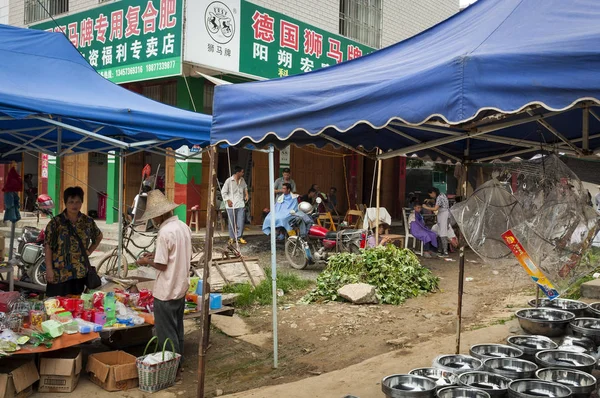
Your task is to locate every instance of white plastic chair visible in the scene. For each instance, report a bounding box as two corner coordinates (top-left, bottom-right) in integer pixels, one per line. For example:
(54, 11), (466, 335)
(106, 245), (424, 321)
(402, 208), (424, 256)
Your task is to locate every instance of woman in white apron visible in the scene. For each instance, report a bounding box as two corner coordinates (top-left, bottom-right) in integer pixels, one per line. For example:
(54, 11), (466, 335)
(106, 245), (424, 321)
(424, 187), (450, 257)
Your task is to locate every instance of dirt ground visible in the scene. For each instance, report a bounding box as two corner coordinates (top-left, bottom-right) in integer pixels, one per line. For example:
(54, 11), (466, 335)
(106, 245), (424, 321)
(169, 235), (535, 398)
(30, 235), (536, 398)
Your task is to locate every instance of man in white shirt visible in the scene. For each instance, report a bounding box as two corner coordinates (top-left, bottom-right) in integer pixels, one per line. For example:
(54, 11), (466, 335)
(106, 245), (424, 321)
(221, 166), (249, 245)
(136, 190), (191, 372)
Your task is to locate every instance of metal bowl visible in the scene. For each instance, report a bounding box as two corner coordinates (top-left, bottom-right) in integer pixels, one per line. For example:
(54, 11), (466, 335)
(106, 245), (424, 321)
(536, 368), (596, 398)
(484, 357), (538, 379)
(515, 308), (575, 337)
(569, 317), (600, 345)
(585, 302), (600, 318)
(559, 336), (596, 353)
(437, 387), (491, 398)
(382, 374), (437, 398)
(535, 350), (596, 374)
(507, 336), (558, 361)
(434, 355), (483, 375)
(408, 368), (457, 390)
(508, 379), (572, 398)
(457, 371), (512, 398)
(528, 299), (589, 318)
(470, 344), (523, 361)
(556, 345), (587, 354)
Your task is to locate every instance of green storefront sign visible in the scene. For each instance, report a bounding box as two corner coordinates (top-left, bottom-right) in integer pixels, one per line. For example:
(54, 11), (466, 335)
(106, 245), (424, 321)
(188, 1), (374, 80)
(240, 3), (374, 78)
(31, 0), (183, 84)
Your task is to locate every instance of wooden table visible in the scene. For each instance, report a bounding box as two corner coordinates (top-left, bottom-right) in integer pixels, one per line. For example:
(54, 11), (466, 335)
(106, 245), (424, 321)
(13, 332), (100, 355)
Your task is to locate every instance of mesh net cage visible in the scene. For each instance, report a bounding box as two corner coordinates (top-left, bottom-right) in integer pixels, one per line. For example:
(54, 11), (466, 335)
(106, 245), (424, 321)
(451, 155), (600, 294)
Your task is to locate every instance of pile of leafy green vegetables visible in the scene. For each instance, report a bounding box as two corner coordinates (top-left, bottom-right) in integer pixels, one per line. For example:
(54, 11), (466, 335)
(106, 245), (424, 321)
(304, 245), (439, 305)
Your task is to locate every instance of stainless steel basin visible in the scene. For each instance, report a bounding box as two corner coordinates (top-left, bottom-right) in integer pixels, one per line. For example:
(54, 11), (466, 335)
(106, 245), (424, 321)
(569, 317), (600, 346)
(457, 371), (512, 398)
(515, 308), (575, 337)
(536, 368), (596, 398)
(469, 344), (523, 360)
(508, 379), (572, 398)
(433, 355), (483, 375)
(535, 350), (596, 374)
(408, 367), (457, 390)
(382, 374), (437, 398)
(507, 335), (558, 361)
(437, 387), (491, 398)
(528, 299), (588, 318)
(484, 357), (538, 379)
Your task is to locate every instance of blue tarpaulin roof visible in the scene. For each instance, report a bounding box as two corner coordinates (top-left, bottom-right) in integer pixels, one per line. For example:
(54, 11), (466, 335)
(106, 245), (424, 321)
(0, 24), (211, 158)
(211, 0), (600, 162)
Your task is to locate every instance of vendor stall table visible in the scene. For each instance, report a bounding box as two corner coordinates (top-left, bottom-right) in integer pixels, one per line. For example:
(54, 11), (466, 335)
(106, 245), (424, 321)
(13, 332), (100, 354)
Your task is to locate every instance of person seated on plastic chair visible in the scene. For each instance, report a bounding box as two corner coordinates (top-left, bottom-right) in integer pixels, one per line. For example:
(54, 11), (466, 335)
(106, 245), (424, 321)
(408, 202), (438, 258)
(262, 183), (299, 241)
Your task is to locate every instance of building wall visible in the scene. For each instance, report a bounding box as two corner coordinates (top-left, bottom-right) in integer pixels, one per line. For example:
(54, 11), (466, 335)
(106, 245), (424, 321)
(9, 0), (108, 27)
(0, 0), (9, 25)
(382, 0), (459, 47)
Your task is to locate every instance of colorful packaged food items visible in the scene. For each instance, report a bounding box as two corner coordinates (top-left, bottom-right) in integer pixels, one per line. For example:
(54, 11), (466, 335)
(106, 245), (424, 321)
(81, 310), (94, 322)
(81, 293), (94, 310)
(43, 298), (60, 315)
(52, 311), (73, 324)
(129, 293), (140, 308)
(93, 311), (106, 326)
(93, 291), (105, 310)
(29, 310), (44, 330)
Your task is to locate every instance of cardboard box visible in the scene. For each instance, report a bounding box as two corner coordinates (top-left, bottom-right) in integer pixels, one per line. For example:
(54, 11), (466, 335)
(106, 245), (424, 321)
(0, 359), (39, 398)
(38, 348), (81, 393)
(86, 351), (138, 392)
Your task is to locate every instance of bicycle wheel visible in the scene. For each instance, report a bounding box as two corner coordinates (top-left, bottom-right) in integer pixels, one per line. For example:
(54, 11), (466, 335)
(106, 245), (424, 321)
(31, 258), (47, 286)
(97, 253), (128, 278)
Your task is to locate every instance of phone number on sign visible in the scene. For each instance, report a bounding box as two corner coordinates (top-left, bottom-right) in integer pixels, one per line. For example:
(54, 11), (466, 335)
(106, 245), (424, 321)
(146, 60), (177, 72)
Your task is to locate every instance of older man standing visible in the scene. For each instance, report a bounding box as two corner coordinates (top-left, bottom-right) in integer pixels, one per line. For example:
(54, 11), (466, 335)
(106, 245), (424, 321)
(274, 167), (296, 195)
(136, 190), (191, 369)
(222, 166), (249, 245)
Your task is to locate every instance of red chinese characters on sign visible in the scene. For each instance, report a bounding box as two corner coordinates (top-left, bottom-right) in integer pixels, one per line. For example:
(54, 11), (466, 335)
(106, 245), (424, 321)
(159, 0), (177, 30)
(125, 6), (141, 38)
(80, 18), (94, 48)
(54, 26), (66, 34)
(142, 1), (159, 34)
(110, 10), (124, 41)
(252, 11), (275, 43)
(280, 20), (299, 51)
(94, 13), (109, 44)
(67, 22), (79, 47)
(326, 38), (343, 63)
(303, 29), (323, 58)
(347, 44), (363, 60)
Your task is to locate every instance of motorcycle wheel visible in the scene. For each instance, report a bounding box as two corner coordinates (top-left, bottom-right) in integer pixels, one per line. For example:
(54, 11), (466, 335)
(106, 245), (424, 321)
(97, 253), (129, 278)
(32, 259), (47, 287)
(285, 236), (308, 270)
(348, 243), (361, 254)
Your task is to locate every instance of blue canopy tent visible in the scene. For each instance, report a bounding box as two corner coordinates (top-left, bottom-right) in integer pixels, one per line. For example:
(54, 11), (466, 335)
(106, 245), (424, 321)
(212, 0), (600, 162)
(0, 24), (211, 278)
(211, 0), (600, 363)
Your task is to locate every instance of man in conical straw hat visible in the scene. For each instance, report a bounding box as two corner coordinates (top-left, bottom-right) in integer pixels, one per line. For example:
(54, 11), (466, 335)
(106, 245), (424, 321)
(136, 190), (191, 372)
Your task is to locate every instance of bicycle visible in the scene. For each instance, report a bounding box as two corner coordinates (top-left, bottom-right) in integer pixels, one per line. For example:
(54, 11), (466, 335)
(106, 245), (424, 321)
(97, 217), (157, 279)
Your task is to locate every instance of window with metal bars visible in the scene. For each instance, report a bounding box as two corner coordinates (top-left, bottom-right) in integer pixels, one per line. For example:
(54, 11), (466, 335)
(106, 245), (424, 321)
(24, 0), (68, 24)
(339, 0), (382, 48)
(142, 82), (177, 107)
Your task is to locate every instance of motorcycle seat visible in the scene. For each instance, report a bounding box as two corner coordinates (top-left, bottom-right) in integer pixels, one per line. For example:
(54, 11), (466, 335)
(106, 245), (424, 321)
(325, 231), (338, 240)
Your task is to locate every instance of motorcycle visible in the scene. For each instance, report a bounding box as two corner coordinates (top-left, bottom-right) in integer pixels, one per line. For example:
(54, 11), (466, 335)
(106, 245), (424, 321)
(12, 194), (54, 287)
(284, 198), (367, 269)
(15, 226), (47, 286)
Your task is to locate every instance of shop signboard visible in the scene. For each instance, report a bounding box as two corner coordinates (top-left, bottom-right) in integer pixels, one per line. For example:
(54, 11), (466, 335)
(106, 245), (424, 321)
(30, 0), (183, 84)
(186, 0), (374, 79)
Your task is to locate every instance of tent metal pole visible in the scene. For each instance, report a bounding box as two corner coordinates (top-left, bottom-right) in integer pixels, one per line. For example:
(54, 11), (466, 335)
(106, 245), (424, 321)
(526, 110), (581, 154)
(456, 162), (468, 354)
(590, 109), (600, 123)
(198, 146), (216, 398)
(268, 145), (279, 368)
(385, 127), (461, 161)
(320, 134), (375, 159)
(3, 128), (55, 157)
(583, 106), (590, 152)
(375, 151), (382, 244)
(34, 116), (128, 149)
(117, 150), (124, 276)
(476, 146), (579, 162)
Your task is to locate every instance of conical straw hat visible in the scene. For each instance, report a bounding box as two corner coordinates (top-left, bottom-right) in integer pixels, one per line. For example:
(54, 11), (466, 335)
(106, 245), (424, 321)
(137, 190), (180, 221)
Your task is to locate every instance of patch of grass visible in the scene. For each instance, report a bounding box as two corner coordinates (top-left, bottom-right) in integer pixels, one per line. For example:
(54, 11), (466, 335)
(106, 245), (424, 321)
(222, 269), (313, 308)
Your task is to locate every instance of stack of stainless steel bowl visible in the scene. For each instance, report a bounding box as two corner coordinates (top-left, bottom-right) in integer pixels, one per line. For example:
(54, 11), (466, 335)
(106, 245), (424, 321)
(483, 358), (538, 379)
(437, 387), (491, 398)
(515, 308), (575, 337)
(528, 299), (589, 318)
(433, 355), (484, 375)
(569, 318), (600, 346)
(381, 375), (437, 398)
(534, 350), (596, 374)
(457, 371), (512, 398)
(469, 344), (524, 360)
(408, 368), (457, 390)
(506, 335), (558, 361)
(535, 368), (596, 398)
(508, 379), (573, 398)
